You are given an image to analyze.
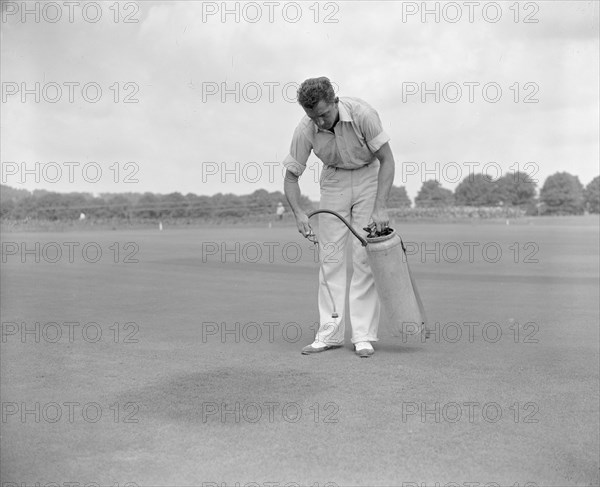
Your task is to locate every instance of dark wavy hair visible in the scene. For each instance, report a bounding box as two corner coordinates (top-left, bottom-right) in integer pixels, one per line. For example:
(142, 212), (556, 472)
(297, 77), (336, 110)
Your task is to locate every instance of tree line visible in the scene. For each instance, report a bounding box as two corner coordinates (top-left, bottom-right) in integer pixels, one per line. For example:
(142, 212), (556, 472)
(0, 187), (308, 221)
(1, 171), (598, 221)
(390, 171), (598, 215)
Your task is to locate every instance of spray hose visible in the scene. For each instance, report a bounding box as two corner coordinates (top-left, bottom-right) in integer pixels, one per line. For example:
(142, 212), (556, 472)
(307, 209), (368, 246)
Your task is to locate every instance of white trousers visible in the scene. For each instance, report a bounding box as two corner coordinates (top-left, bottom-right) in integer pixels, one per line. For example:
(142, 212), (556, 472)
(314, 161), (381, 345)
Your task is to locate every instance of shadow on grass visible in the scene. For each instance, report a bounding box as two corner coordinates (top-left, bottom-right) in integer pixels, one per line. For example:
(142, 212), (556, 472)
(113, 366), (329, 426)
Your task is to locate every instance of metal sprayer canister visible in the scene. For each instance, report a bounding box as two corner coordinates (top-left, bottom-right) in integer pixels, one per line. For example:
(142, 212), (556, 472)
(366, 229), (426, 339)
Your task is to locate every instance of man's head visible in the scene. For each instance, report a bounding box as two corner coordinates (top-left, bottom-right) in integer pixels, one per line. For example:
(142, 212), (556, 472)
(297, 77), (339, 131)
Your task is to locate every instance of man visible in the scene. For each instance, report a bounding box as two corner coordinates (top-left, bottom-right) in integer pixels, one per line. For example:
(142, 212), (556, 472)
(276, 202), (285, 220)
(282, 76), (396, 358)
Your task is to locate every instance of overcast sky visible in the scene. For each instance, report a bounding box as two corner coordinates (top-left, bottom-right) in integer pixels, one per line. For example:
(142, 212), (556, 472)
(1, 0), (598, 202)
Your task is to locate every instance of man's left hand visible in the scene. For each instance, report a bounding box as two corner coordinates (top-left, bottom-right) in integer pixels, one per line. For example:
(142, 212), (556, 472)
(370, 207), (390, 234)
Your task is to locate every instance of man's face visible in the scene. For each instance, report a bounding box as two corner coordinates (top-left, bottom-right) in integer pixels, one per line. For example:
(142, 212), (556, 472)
(303, 99), (339, 131)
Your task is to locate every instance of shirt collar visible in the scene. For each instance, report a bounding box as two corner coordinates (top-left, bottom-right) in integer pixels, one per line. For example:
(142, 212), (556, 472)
(338, 98), (353, 123)
(313, 98), (352, 133)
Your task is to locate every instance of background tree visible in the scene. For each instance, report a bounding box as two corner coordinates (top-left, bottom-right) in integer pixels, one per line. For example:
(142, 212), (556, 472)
(33, 191), (65, 220)
(104, 194), (132, 220)
(454, 173), (500, 206)
(495, 171), (537, 207)
(1, 184), (32, 219)
(584, 176), (600, 214)
(414, 180), (454, 207)
(387, 185), (411, 208)
(212, 193), (247, 218)
(135, 192), (161, 219)
(244, 189), (272, 216)
(62, 192), (92, 219)
(539, 172), (585, 215)
(163, 192), (187, 218)
(0, 184), (30, 204)
(0, 198), (15, 219)
(186, 193), (213, 218)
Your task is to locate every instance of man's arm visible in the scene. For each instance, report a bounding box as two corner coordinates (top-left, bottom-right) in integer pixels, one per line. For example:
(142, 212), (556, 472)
(371, 142), (395, 232)
(284, 170), (312, 237)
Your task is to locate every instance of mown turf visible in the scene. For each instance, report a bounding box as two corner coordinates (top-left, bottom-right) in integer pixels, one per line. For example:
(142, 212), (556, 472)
(1, 217), (598, 486)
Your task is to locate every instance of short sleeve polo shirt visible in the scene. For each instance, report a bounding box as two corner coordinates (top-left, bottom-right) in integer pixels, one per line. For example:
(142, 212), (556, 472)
(282, 97), (390, 177)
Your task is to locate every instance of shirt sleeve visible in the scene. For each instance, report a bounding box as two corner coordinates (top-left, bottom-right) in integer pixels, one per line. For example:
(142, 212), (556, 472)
(282, 122), (313, 177)
(357, 107), (390, 153)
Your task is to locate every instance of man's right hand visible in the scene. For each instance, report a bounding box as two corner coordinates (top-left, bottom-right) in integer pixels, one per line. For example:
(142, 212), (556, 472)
(284, 169), (313, 238)
(295, 212), (312, 238)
